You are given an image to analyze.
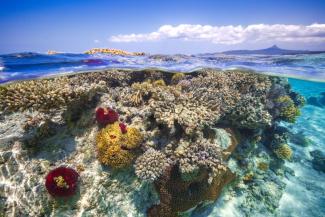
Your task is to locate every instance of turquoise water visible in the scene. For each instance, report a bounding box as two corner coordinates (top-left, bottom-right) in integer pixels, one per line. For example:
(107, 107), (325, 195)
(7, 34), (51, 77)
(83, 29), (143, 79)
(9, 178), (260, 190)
(278, 79), (325, 216)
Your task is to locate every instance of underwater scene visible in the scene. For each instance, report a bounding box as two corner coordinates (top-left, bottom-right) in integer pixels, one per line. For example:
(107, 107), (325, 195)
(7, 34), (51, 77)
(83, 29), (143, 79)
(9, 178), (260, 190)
(0, 51), (324, 217)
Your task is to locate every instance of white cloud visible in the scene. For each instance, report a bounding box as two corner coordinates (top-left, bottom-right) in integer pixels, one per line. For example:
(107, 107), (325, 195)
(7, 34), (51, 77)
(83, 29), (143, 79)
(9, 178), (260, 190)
(94, 39), (100, 43)
(109, 24), (325, 44)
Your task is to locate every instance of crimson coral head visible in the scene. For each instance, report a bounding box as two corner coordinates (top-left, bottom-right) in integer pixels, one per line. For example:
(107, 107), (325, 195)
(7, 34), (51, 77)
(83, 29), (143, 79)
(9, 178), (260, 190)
(96, 107), (119, 125)
(119, 123), (127, 134)
(45, 167), (79, 198)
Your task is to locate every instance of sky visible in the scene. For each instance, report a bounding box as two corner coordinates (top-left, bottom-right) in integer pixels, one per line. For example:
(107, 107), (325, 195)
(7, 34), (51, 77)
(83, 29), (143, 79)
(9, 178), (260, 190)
(1, 0), (325, 54)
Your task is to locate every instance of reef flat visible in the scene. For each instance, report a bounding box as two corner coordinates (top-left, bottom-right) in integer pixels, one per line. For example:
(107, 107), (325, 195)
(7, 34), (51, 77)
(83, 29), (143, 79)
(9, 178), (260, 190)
(0, 68), (304, 217)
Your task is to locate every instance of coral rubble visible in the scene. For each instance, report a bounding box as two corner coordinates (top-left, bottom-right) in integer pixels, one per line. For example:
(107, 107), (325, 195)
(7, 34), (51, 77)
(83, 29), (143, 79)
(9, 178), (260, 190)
(0, 68), (304, 217)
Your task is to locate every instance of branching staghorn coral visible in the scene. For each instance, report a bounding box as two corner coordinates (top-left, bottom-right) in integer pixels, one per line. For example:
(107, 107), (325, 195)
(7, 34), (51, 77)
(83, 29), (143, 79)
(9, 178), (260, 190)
(134, 149), (169, 182)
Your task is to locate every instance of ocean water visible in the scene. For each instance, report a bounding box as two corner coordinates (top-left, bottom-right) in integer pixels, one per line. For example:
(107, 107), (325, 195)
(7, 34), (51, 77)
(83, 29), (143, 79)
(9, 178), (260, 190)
(1, 52), (325, 83)
(0, 52), (324, 216)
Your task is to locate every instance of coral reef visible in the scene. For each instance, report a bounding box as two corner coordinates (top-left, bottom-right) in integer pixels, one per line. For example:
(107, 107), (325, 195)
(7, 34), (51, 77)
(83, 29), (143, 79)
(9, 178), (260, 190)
(135, 149), (169, 182)
(45, 167), (79, 197)
(0, 68), (305, 217)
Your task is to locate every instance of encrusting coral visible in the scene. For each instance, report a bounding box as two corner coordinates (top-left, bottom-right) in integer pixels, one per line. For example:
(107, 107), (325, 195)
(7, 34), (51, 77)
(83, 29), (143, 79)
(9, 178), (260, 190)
(135, 149), (169, 182)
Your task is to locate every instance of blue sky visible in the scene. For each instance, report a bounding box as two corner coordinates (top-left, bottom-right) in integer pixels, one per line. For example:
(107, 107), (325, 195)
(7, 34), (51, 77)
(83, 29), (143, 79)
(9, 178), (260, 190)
(1, 0), (325, 54)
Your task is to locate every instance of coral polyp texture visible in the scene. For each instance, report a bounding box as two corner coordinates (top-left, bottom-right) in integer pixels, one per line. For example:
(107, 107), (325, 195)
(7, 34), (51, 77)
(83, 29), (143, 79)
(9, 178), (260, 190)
(275, 144), (293, 160)
(135, 149), (169, 182)
(0, 68), (305, 217)
(45, 167), (79, 198)
(0, 77), (105, 113)
(96, 122), (143, 168)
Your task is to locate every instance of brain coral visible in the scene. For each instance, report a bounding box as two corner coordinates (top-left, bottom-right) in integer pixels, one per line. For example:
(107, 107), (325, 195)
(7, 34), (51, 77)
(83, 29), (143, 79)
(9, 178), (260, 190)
(96, 122), (143, 168)
(135, 149), (169, 182)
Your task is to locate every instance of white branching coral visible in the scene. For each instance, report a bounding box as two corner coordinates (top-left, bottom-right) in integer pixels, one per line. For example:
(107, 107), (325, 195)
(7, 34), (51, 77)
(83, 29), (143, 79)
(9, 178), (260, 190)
(134, 149), (169, 182)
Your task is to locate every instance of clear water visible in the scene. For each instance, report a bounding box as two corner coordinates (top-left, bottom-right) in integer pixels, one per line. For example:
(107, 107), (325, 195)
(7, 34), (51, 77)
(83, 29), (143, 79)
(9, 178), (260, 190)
(0, 52), (324, 216)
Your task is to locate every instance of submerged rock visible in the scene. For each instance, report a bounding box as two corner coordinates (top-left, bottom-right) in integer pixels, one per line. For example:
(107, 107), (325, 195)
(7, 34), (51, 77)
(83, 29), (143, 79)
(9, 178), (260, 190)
(310, 150), (325, 173)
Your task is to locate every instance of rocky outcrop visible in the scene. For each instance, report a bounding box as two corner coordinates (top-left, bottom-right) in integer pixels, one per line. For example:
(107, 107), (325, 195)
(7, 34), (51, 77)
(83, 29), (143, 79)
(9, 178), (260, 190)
(84, 48), (145, 56)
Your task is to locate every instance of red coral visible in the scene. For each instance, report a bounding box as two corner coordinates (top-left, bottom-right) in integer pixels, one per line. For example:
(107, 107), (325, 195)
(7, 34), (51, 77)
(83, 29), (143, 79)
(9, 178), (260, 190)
(119, 123), (127, 134)
(96, 107), (119, 125)
(45, 167), (79, 197)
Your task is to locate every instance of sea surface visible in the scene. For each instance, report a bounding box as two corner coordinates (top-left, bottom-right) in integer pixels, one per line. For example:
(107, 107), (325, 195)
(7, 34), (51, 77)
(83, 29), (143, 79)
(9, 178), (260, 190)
(0, 52), (325, 83)
(0, 52), (324, 216)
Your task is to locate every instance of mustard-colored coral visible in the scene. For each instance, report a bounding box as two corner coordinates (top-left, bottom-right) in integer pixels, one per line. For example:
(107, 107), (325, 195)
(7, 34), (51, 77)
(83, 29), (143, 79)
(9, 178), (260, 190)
(96, 122), (143, 168)
(171, 73), (185, 83)
(276, 95), (301, 123)
(275, 144), (293, 160)
(54, 176), (69, 189)
(257, 162), (269, 171)
(153, 79), (166, 87)
(125, 127), (143, 149)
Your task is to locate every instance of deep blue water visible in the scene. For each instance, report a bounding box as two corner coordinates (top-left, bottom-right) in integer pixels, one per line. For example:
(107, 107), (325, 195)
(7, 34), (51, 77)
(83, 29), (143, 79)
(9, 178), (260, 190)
(1, 52), (325, 83)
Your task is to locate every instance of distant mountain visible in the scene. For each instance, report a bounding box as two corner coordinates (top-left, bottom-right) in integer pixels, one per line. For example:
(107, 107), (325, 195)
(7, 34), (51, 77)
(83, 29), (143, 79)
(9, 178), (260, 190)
(222, 45), (325, 55)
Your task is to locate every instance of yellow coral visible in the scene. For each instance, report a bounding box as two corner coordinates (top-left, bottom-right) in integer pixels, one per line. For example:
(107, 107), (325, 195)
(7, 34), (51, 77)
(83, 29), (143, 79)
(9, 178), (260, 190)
(54, 176), (69, 188)
(125, 127), (143, 149)
(153, 79), (166, 86)
(257, 162), (269, 171)
(98, 144), (134, 168)
(171, 73), (185, 83)
(276, 95), (301, 123)
(275, 144), (293, 160)
(96, 122), (143, 168)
